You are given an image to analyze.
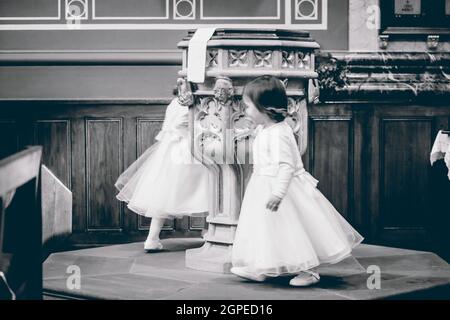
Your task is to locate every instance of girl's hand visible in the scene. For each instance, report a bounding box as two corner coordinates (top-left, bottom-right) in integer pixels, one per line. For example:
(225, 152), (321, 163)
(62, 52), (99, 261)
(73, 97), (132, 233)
(266, 195), (282, 212)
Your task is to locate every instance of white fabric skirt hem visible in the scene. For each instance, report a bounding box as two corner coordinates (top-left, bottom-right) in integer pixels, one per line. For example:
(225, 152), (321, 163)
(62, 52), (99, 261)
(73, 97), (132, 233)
(118, 195), (208, 219)
(232, 240), (363, 277)
(114, 135), (210, 220)
(231, 171), (365, 278)
(232, 259), (320, 277)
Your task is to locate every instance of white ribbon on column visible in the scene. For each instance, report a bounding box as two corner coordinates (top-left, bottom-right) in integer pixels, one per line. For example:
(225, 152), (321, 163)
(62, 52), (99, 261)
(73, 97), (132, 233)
(187, 28), (217, 83)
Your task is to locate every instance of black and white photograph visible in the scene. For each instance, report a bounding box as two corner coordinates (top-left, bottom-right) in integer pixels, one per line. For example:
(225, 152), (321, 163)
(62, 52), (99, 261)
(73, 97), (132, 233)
(0, 0), (450, 306)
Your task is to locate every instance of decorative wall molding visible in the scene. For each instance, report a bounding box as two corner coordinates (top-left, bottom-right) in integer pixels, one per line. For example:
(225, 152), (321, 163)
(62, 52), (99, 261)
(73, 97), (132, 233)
(316, 51), (450, 101)
(174, 0), (196, 20)
(199, 0), (281, 20)
(0, 0), (328, 30)
(92, 0), (170, 20)
(0, 0), (61, 21)
(295, 0), (319, 21)
(0, 98), (174, 105)
(65, 0), (88, 20)
(0, 50), (183, 66)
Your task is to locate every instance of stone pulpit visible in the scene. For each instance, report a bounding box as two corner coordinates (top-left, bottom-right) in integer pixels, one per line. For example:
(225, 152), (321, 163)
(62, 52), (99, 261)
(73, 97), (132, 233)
(176, 29), (320, 273)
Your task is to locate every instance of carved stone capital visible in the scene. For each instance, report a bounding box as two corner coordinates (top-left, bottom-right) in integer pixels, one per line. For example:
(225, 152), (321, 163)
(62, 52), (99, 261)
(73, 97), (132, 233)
(316, 54), (348, 99)
(213, 76), (234, 106)
(427, 35), (439, 50)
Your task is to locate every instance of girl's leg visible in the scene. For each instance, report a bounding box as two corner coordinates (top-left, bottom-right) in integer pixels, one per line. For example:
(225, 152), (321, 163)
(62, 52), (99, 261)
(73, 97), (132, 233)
(148, 217), (165, 241)
(144, 217), (165, 251)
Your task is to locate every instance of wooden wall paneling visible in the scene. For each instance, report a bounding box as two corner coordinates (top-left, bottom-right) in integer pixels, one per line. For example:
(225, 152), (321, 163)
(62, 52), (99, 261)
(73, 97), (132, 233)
(34, 120), (71, 188)
(309, 115), (354, 221)
(368, 106), (380, 242)
(352, 106), (369, 235)
(135, 117), (175, 232)
(70, 117), (86, 233)
(379, 117), (433, 245)
(121, 115), (138, 232)
(19, 117), (35, 151)
(302, 106), (311, 173)
(173, 217), (203, 237)
(86, 118), (123, 231)
(189, 217), (207, 231)
(0, 120), (19, 159)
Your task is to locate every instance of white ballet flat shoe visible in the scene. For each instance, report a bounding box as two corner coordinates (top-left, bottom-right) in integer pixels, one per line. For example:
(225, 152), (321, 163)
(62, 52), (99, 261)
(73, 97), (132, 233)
(230, 267), (267, 282)
(289, 271), (320, 287)
(144, 239), (163, 251)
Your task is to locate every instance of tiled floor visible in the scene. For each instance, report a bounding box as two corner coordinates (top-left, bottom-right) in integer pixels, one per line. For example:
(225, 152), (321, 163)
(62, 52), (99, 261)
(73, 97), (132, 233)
(43, 239), (450, 300)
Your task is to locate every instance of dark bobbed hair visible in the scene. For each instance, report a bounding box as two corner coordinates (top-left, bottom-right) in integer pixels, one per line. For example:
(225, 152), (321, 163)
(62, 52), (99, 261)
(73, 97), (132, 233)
(242, 75), (288, 123)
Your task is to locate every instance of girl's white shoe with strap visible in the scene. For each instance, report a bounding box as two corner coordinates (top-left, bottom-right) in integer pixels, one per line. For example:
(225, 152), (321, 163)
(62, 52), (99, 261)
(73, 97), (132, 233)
(144, 239), (163, 251)
(289, 270), (320, 287)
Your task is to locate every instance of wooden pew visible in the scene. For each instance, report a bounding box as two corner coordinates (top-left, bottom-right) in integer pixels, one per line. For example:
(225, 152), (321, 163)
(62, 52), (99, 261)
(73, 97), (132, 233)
(41, 164), (72, 261)
(0, 146), (42, 300)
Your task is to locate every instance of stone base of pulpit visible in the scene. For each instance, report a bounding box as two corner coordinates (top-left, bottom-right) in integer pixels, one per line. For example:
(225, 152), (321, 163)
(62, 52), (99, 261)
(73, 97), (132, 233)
(185, 242), (233, 273)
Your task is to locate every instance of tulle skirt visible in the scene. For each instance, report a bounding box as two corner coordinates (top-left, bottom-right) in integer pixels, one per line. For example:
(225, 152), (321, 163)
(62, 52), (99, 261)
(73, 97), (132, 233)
(232, 171), (364, 277)
(115, 135), (209, 219)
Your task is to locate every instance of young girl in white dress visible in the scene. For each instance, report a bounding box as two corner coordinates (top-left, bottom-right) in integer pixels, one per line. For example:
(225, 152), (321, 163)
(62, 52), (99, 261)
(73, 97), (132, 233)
(231, 76), (364, 286)
(115, 94), (209, 251)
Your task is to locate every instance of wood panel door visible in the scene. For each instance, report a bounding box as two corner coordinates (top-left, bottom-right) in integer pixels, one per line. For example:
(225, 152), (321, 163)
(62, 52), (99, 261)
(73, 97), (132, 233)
(307, 104), (362, 232)
(368, 105), (450, 252)
(379, 118), (433, 244)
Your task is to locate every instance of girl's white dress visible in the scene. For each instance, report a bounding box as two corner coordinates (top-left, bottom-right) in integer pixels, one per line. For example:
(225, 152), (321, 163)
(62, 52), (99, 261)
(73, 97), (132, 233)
(115, 98), (209, 219)
(232, 121), (364, 276)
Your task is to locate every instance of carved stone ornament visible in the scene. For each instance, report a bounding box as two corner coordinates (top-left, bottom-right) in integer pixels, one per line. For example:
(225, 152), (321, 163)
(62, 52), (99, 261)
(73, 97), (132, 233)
(282, 50), (295, 68)
(228, 50), (249, 67)
(213, 76), (234, 105)
(254, 50), (272, 68)
(427, 35), (439, 50)
(176, 77), (194, 106)
(207, 49), (219, 68)
(316, 54), (349, 98)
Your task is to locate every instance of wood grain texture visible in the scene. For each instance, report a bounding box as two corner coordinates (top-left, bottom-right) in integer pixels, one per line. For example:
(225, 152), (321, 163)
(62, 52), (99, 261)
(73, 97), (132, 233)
(380, 118), (432, 230)
(136, 118), (175, 231)
(1, 101), (449, 252)
(86, 119), (123, 231)
(70, 118), (86, 232)
(310, 117), (353, 220)
(34, 120), (71, 188)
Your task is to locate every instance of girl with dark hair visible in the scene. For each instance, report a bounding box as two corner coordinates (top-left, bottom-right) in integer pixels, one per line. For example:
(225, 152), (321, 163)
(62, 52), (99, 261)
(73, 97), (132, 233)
(231, 76), (363, 287)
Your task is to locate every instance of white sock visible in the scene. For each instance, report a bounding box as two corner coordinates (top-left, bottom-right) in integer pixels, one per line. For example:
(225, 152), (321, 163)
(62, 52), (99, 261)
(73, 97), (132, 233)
(147, 217), (165, 242)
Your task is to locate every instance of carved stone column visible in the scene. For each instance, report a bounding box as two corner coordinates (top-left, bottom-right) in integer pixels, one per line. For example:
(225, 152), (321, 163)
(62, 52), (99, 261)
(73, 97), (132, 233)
(177, 29), (320, 273)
